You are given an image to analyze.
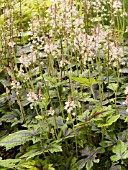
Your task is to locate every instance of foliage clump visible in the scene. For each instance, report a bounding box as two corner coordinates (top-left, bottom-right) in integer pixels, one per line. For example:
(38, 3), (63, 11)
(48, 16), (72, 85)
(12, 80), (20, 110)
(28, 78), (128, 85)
(0, 0), (128, 169)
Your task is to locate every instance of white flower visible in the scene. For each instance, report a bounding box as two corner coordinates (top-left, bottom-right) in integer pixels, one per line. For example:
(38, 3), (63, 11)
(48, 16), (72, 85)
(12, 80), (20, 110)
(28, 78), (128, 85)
(11, 80), (21, 90)
(8, 41), (16, 47)
(19, 53), (31, 67)
(120, 10), (128, 17)
(28, 52), (36, 63)
(59, 56), (70, 68)
(44, 41), (58, 54)
(126, 96), (128, 105)
(125, 26), (128, 32)
(64, 96), (76, 113)
(112, 0), (122, 14)
(113, 0), (122, 9)
(67, 107), (73, 113)
(38, 89), (43, 100)
(113, 62), (117, 67)
(48, 107), (55, 116)
(124, 87), (128, 95)
(72, 112), (76, 117)
(18, 51), (36, 67)
(30, 103), (34, 109)
(27, 90), (38, 103)
(122, 101), (126, 106)
(66, 117), (69, 122)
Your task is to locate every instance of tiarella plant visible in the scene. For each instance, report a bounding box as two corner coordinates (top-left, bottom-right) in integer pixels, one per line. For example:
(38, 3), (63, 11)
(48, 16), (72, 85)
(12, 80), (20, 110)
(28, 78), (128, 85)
(0, 0), (128, 169)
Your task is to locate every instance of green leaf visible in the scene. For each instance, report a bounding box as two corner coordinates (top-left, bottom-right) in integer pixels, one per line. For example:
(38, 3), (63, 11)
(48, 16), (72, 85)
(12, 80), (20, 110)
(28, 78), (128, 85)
(45, 0), (52, 7)
(100, 133), (118, 148)
(20, 148), (44, 160)
(0, 93), (7, 105)
(86, 159), (95, 170)
(0, 130), (35, 150)
(35, 115), (43, 121)
(44, 75), (57, 86)
(107, 83), (118, 91)
(0, 157), (20, 168)
(18, 160), (38, 170)
(48, 116), (64, 128)
(1, 109), (21, 124)
(71, 77), (97, 87)
(110, 141), (128, 161)
(75, 159), (86, 170)
(125, 116), (128, 122)
(45, 143), (62, 153)
(97, 114), (120, 127)
(89, 106), (119, 127)
(72, 147), (102, 170)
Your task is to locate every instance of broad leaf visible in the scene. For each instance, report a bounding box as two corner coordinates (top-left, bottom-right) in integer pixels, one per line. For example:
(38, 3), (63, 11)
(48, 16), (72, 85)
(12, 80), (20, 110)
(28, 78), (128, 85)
(20, 148), (44, 160)
(71, 77), (97, 87)
(96, 114), (120, 127)
(72, 147), (103, 170)
(0, 157), (20, 168)
(18, 160), (38, 170)
(0, 130), (35, 150)
(45, 143), (62, 154)
(110, 141), (128, 161)
(107, 83), (118, 91)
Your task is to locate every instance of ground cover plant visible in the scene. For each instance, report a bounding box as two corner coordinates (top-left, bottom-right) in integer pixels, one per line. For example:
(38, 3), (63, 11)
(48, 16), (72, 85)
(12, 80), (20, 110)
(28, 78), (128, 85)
(0, 0), (128, 169)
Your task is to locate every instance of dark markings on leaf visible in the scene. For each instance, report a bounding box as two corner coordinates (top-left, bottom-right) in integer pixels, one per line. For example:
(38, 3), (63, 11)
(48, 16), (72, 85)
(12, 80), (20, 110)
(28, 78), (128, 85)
(1, 139), (25, 144)
(84, 110), (108, 121)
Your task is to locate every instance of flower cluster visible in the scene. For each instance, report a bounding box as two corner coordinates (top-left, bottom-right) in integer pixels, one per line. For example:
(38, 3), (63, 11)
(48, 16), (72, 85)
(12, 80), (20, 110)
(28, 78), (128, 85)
(27, 0), (126, 74)
(92, 0), (109, 12)
(44, 39), (59, 57)
(46, 0), (84, 36)
(105, 42), (123, 67)
(73, 24), (124, 66)
(27, 90), (38, 103)
(27, 89), (42, 109)
(112, 0), (122, 14)
(11, 80), (21, 90)
(11, 79), (21, 95)
(18, 51), (36, 67)
(23, 0), (127, 112)
(29, 19), (45, 50)
(64, 96), (76, 116)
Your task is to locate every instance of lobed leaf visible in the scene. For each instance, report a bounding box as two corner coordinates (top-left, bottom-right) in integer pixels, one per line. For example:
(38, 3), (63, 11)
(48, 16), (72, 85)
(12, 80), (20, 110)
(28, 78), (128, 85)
(0, 130), (35, 150)
(0, 157), (20, 168)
